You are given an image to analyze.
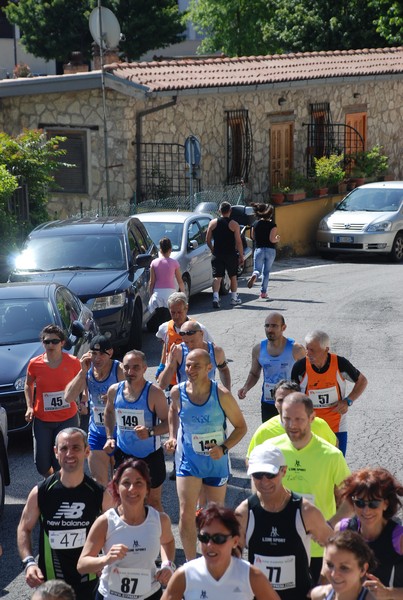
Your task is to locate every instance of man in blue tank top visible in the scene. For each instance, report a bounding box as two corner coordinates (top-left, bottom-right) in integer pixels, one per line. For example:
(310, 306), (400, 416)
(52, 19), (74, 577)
(238, 312), (306, 422)
(103, 350), (169, 512)
(165, 348), (247, 561)
(158, 320), (231, 391)
(64, 335), (125, 486)
(206, 201), (245, 308)
(236, 444), (333, 598)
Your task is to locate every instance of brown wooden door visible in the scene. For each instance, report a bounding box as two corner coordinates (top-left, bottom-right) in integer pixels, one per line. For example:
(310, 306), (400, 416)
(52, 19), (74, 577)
(345, 112), (367, 154)
(270, 122), (293, 188)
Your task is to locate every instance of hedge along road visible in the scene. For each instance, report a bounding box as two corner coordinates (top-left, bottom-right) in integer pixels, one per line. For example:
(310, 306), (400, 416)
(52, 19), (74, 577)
(1, 255), (402, 597)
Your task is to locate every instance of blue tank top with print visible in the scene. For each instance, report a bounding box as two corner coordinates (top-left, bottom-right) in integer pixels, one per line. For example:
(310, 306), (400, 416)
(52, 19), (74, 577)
(114, 381), (160, 458)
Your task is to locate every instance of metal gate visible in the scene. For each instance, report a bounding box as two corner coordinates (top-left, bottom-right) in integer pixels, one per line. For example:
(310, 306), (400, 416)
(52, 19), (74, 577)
(138, 142), (193, 202)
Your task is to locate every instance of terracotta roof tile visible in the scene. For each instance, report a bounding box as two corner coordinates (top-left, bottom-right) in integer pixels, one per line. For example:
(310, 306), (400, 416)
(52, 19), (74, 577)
(105, 47), (403, 92)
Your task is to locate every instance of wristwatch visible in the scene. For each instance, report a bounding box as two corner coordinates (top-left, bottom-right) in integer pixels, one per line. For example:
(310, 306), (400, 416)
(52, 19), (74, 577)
(22, 556), (36, 570)
(148, 427), (155, 437)
(220, 444), (228, 455)
(345, 397), (354, 406)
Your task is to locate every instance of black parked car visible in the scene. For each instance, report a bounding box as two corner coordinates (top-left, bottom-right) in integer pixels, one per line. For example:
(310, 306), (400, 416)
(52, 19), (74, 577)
(9, 217), (156, 350)
(0, 282), (98, 432)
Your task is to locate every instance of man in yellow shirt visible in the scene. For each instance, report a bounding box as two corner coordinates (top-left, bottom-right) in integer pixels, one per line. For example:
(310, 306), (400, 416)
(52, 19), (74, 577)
(246, 380), (337, 460)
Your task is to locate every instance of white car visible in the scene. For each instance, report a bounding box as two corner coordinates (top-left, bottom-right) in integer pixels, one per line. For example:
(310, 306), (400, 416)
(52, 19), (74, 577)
(0, 406), (10, 517)
(317, 182), (403, 262)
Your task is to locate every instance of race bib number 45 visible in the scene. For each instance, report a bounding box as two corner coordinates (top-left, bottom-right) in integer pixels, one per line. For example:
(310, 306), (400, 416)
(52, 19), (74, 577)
(43, 390), (70, 412)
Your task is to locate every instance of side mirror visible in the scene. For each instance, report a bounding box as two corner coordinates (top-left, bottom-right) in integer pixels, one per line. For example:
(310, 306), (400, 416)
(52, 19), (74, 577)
(71, 320), (85, 338)
(188, 239), (199, 251)
(134, 253), (153, 269)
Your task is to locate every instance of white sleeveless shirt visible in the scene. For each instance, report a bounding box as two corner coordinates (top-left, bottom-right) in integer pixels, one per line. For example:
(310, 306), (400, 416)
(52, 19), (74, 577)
(182, 556), (254, 600)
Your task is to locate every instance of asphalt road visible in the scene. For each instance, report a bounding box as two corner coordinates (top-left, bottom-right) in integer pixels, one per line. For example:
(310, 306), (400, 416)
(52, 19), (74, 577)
(1, 254), (402, 597)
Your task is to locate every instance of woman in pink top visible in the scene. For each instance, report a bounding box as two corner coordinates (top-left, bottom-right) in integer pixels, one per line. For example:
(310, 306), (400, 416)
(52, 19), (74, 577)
(149, 237), (184, 312)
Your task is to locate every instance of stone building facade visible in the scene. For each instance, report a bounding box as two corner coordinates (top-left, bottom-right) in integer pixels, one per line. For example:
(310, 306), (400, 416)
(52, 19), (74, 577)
(0, 48), (402, 218)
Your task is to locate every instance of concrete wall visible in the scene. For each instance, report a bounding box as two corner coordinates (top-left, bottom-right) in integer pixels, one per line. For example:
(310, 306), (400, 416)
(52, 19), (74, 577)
(274, 194), (344, 256)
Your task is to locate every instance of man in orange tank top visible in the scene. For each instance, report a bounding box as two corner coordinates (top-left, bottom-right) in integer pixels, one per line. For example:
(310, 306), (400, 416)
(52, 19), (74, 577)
(291, 330), (367, 456)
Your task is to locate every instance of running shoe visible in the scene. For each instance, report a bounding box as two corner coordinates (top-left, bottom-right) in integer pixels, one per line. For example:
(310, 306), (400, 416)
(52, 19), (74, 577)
(260, 292), (268, 299)
(247, 274), (257, 288)
(213, 299), (220, 309)
(230, 296), (242, 305)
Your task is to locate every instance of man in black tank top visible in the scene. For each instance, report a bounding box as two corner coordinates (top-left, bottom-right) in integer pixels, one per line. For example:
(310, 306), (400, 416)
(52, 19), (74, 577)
(17, 427), (113, 600)
(206, 201), (244, 308)
(236, 443), (333, 598)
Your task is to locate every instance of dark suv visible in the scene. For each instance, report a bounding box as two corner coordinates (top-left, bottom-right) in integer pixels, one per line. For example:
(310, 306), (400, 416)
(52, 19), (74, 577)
(9, 217), (156, 349)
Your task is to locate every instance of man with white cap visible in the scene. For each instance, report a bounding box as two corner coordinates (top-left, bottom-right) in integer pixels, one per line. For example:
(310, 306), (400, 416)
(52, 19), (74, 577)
(236, 443), (333, 599)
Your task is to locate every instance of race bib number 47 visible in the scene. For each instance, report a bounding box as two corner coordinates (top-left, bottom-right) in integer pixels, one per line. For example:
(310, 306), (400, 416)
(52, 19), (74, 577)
(49, 528), (86, 549)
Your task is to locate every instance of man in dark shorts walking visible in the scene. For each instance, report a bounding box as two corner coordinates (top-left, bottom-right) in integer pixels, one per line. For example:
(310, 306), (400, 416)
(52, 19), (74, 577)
(206, 201), (244, 308)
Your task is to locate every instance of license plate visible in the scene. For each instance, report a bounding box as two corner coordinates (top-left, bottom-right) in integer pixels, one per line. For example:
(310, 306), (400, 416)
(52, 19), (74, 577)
(336, 235), (354, 243)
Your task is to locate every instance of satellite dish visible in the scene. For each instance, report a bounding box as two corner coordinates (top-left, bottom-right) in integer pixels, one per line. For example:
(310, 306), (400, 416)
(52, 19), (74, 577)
(89, 6), (121, 49)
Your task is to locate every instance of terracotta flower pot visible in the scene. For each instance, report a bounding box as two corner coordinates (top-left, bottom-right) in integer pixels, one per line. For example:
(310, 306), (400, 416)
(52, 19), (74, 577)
(285, 191), (306, 202)
(313, 187), (328, 197)
(271, 192), (285, 205)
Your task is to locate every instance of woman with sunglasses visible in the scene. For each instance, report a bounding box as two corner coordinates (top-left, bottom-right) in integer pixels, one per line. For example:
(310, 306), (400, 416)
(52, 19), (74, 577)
(78, 458), (175, 600)
(24, 324), (82, 476)
(335, 468), (403, 597)
(161, 503), (279, 600)
(311, 530), (377, 600)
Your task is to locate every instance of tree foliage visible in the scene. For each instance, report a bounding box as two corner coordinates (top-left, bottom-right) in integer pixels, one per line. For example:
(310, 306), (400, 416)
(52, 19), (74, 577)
(185, 0), (396, 57)
(0, 129), (68, 229)
(0, 165), (19, 250)
(370, 0), (403, 45)
(4, 0), (184, 63)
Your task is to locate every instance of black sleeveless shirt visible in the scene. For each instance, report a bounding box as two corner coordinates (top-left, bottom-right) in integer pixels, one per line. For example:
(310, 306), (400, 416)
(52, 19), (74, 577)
(37, 472), (104, 600)
(246, 492), (313, 600)
(212, 217), (236, 255)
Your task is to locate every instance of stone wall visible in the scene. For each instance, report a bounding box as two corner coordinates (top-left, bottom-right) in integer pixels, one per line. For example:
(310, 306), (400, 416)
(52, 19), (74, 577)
(1, 75), (402, 218)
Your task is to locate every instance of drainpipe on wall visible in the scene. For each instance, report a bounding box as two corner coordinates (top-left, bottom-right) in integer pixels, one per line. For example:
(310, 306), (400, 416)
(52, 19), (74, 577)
(135, 96), (177, 203)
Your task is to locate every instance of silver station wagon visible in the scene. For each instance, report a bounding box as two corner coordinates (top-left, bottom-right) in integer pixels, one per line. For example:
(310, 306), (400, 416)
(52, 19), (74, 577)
(317, 182), (403, 262)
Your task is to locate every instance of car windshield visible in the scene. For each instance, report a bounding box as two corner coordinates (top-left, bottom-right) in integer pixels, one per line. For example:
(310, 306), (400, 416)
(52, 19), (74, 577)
(14, 234), (127, 272)
(141, 222), (184, 251)
(337, 188), (403, 212)
(0, 298), (53, 344)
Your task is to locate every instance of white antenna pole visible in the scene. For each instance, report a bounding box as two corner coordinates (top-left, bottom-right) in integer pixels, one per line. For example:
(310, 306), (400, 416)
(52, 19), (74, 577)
(98, 0), (111, 212)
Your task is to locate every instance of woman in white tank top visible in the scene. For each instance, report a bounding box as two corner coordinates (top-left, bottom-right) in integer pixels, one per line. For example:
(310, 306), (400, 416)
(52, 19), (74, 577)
(161, 503), (279, 600)
(77, 458), (176, 600)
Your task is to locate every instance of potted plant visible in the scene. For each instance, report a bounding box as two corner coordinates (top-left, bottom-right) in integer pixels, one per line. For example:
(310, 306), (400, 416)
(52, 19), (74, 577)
(284, 171), (307, 202)
(348, 145), (389, 185)
(271, 184), (289, 204)
(313, 154), (345, 196)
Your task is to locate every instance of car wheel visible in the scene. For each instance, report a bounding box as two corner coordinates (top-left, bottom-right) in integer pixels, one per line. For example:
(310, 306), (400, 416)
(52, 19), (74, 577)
(128, 303), (142, 350)
(220, 272), (230, 295)
(0, 460), (5, 518)
(182, 274), (191, 301)
(390, 233), (403, 263)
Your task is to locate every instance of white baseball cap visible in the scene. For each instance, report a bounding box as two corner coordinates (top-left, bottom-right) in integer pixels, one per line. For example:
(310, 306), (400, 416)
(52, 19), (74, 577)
(247, 443), (286, 476)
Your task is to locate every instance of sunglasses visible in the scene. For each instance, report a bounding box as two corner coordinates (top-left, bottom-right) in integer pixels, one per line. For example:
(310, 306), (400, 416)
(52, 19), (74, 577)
(179, 330), (200, 336)
(43, 338), (62, 345)
(197, 532), (233, 545)
(252, 471), (280, 480)
(351, 497), (382, 509)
